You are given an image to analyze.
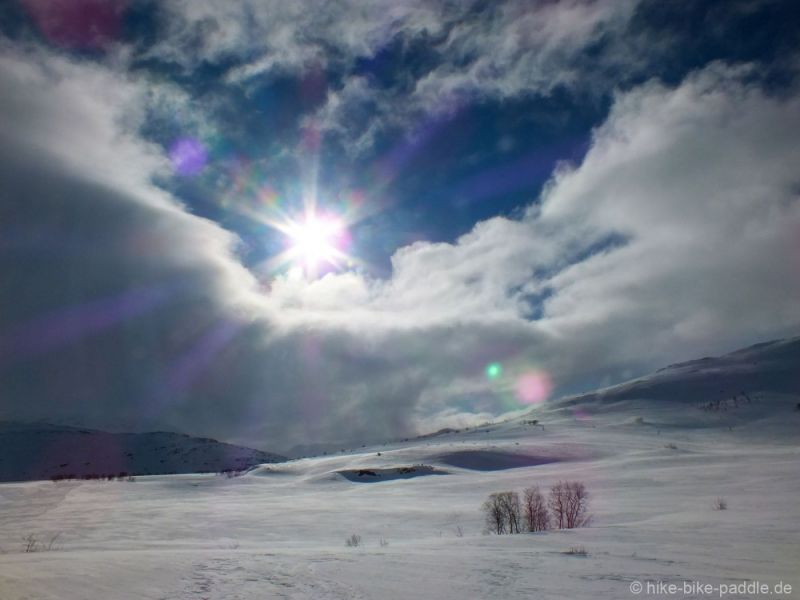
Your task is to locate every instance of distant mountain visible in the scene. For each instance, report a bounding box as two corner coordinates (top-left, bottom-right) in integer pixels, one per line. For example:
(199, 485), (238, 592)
(0, 422), (286, 482)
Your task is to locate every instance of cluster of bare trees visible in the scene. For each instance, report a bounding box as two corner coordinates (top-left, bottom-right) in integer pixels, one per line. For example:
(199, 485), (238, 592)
(482, 481), (590, 535)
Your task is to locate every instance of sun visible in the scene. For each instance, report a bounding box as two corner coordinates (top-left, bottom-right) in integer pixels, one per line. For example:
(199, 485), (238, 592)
(284, 213), (347, 271)
(254, 203), (357, 279)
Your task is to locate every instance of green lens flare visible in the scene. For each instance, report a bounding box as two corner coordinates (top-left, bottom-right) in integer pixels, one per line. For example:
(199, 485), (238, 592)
(486, 362), (502, 380)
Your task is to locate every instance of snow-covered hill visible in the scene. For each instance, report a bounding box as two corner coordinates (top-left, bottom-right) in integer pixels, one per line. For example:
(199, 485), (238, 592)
(545, 336), (800, 437)
(567, 336), (800, 404)
(0, 422), (285, 482)
(0, 337), (798, 599)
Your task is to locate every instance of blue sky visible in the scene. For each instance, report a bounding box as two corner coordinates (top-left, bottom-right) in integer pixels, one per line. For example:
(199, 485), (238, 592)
(1, 1), (800, 453)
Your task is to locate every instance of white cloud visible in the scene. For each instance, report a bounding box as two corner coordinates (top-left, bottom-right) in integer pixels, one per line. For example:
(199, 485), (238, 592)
(312, 0), (643, 151)
(532, 64), (800, 368)
(146, 0), (644, 153)
(409, 0), (640, 111)
(149, 0), (447, 78)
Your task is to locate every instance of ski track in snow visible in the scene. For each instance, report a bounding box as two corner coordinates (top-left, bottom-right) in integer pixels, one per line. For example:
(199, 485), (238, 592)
(162, 554), (366, 600)
(0, 481), (79, 524)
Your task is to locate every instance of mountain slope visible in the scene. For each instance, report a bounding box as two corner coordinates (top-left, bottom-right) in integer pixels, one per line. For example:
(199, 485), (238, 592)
(540, 336), (800, 442)
(557, 336), (800, 406)
(0, 422), (285, 482)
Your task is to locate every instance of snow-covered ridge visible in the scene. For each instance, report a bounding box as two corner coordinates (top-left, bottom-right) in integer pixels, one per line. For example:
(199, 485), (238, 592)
(554, 335), (800, 409)
(0, 423), (285, 482)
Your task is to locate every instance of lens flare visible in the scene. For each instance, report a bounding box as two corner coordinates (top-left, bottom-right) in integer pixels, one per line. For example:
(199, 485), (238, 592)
(515, 370), (552, 405)
(486, 362), (503, 380)
(169, 138), (207, 176)
(572, 407), (591, 421)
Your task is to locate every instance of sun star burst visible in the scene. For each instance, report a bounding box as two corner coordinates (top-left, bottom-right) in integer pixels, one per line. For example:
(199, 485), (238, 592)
(274, 210), (352, 278)
(287, 216), (341, 265)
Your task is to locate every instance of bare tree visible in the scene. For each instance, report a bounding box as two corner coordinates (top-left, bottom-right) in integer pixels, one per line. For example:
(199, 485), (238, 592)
(497, 491), (522, 534)
(548, 481), (568, 529)
(523, 486), (549, 532)
(563, 481), (590, 528)
(22, 534), (38, 553)
(483, 491), (521, 534)
(549, 481), (591, 529)
(482, 493), (507, 535)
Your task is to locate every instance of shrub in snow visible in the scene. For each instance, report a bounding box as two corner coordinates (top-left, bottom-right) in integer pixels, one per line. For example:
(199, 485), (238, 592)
(22, 533), (60, 553)
(345, 534), (362, 547)
(564, 546), (588, 556)
(713, 497), (728, 510)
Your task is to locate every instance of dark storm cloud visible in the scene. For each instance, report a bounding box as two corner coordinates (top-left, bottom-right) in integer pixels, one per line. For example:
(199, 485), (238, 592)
(0, 47), (257, 429)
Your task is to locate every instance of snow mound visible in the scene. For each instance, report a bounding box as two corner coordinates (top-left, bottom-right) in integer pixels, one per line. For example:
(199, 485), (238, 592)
(247, 464), (303, 477)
